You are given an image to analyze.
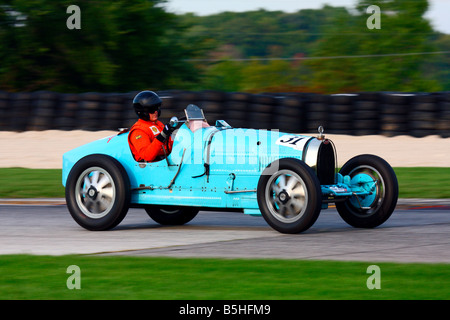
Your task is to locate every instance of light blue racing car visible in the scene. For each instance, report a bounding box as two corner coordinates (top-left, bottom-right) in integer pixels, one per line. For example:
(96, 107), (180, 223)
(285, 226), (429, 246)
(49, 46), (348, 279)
(63, 104), (398, 234)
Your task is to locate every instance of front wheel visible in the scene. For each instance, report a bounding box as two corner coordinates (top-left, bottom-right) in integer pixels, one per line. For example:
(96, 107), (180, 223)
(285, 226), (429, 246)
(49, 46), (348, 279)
(65, 154), (130, 231)
(336, 154), (398, 228)
(257, 158), (322, 234)
(145, 206), (199, 225)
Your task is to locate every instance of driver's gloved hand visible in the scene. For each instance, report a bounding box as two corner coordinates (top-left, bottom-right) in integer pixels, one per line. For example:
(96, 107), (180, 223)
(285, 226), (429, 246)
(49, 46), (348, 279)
(156, 123), (175, 143)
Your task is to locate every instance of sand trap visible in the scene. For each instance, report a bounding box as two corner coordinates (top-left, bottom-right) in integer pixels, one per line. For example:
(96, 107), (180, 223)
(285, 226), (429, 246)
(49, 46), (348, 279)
(0, 130), (449, 168)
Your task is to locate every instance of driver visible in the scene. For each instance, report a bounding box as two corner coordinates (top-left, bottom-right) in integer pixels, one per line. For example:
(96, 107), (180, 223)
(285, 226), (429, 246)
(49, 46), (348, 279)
(128, 91), (175, 162)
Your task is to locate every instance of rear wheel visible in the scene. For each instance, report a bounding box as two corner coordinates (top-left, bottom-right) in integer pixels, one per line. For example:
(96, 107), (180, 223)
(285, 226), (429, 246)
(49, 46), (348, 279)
(336, 154), (398, 228)
(65, 154), (130, 231)
(145, 206), (199, 225)
(257, 158), (322, 234)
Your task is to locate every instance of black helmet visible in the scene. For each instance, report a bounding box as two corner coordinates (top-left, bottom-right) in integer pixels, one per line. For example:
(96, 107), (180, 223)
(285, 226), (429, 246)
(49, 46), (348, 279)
(133, 91), (162, 120)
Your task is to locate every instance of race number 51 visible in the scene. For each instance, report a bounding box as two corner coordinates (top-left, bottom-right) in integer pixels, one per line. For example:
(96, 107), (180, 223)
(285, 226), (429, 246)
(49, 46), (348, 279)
(276, 135), (309, 151)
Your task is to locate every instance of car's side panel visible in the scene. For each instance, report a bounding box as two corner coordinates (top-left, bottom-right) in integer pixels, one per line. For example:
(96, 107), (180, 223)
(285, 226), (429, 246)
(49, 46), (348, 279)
(62, 122), (312, 211)
(128, 125), (262, 209)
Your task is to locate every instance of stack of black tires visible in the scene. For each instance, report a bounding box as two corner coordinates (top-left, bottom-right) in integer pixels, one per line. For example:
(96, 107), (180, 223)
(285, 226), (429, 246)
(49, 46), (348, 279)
(327, 94), (356, 135)
(224, 92), (252, 129)
(438, 92), (450, 138)
(8, 92), (33, 131)
(304, 93), (329, 134)
(409, 93), (440, 138)
(0, 91), (11, 130)
(353, 92), (380, 136)
(379, 93), (411, 137)
(275, 94), (305, 133)
(0, 89), (449, 138)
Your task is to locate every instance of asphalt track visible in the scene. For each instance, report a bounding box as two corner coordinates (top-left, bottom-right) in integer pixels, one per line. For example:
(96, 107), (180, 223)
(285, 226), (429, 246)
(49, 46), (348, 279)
(0, 200), (449, 263)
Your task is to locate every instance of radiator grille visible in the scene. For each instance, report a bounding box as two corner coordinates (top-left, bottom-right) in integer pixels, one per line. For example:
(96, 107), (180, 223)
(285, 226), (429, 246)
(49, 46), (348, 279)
(317, 140), (336, 185)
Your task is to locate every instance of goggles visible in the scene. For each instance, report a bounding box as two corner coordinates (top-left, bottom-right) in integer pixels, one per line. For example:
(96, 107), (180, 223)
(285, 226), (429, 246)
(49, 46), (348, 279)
(144, 104), (161, 114)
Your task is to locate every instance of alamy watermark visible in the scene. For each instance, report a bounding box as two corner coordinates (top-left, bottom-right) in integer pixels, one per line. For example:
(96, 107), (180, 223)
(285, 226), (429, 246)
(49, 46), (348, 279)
(66, 265), (81, 290)
(66, 5), (81, 30)
(366, 265), (381, 290)
(366, 5), (381, 30)
(66, 4), (380, 31)
(64, 264), (381, 291)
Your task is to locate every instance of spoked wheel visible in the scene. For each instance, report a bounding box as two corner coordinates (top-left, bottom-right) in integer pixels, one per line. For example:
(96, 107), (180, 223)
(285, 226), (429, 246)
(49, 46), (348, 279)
(75, 167), (115, 217)
(145, 206), (199, 225)
(65, 154), (130, 231)
(257, 158), (322, 234)
(336, 154), (398, 228)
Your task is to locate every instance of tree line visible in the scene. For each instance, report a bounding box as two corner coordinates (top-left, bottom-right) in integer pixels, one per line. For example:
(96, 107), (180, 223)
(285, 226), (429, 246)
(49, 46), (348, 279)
(0, 0), (448, 94)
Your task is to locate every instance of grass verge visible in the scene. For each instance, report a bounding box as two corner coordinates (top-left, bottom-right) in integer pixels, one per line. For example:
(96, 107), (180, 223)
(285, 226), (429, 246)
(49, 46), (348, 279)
(394, 167), (450, 198)
(0, 255), (448, 300)
(0, 167), (449, 199)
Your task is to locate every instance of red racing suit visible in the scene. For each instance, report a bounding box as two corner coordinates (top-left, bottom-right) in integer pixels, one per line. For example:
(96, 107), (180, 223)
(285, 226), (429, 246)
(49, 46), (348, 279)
(128, 119), (173, 162)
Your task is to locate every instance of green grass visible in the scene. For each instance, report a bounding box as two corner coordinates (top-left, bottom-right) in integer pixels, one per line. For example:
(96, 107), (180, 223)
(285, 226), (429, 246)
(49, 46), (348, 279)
(0, 168), (65, 198)
(0, 255), (448, 300)
(1, 167), (450, 199)
(394, 167), (450, 199)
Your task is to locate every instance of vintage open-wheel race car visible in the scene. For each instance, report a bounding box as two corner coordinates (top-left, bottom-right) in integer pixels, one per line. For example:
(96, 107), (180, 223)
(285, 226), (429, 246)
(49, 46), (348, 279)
(62, 104), (398, 234)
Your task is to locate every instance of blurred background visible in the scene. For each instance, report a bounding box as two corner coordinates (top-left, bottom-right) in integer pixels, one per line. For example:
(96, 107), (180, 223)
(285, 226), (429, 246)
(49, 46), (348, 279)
(0, 0), (448, 94)
(0, 0), (449, 136)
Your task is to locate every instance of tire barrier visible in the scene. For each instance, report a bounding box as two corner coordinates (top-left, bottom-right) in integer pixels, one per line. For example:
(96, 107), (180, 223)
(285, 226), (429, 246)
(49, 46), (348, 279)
(353, 92), (380, 136)
(0, 91), (11, 129)
(224, 91), (252, 129)
(55, 93), (79, 130)
(438, 93), (450, 138)
(380, 93), (411, 137)
(0, 90), (449, 138)
(327, 94), (355, 135)
(9, 92), (33, 131)
(304, 93), (329, 133)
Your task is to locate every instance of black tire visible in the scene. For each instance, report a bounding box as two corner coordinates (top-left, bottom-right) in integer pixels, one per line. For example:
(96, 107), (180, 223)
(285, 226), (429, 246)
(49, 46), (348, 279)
(145, 206), (199, 225)
(200, 90), (227, 102)
(65, 154), (130, 231)
(257, 158), (322, 234)
(336, 154), (398, 228)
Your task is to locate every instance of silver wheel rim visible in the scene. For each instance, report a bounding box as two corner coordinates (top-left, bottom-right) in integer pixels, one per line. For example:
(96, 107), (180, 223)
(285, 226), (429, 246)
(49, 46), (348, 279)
(265, 170), (308, 223)
(347, 165), (385, 217)
(75, 167), (116, 219)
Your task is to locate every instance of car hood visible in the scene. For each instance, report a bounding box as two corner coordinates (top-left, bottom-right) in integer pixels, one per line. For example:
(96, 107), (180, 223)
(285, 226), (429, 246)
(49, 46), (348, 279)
(210, 127), (313, 165)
